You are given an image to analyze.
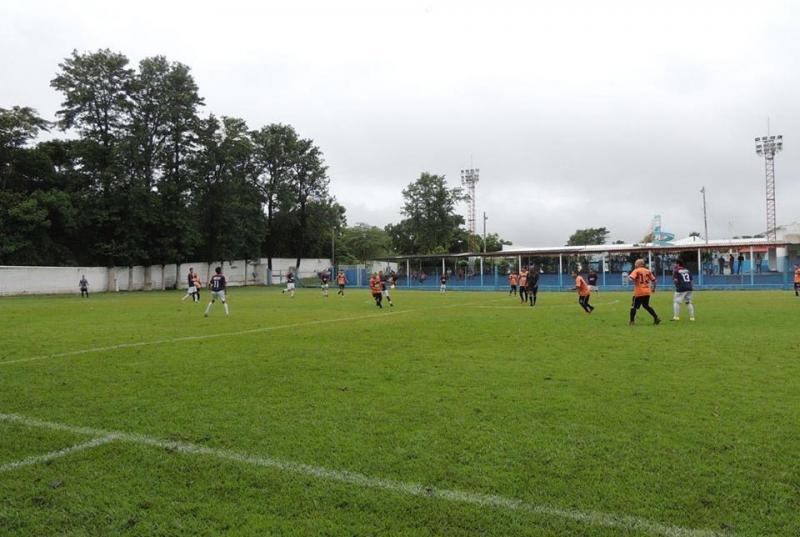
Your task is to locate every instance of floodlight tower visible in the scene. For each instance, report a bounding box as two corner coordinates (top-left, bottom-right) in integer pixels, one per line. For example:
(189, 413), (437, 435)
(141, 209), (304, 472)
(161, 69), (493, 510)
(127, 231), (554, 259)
(755, 134), (783, 242)
(460, 167), (479, 251)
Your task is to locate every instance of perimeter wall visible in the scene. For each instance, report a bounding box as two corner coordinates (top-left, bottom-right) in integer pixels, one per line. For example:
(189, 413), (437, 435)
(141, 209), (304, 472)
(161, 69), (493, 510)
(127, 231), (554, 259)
(0, 258), (332, 296)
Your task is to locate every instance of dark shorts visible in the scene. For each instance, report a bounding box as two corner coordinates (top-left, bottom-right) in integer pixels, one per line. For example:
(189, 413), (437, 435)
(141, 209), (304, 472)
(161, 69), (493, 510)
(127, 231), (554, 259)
(632, 295), (651, 309)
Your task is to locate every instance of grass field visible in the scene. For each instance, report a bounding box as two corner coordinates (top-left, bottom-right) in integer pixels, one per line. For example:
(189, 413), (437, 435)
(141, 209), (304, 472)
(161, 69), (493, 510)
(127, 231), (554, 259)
(1, 286), (799, 536)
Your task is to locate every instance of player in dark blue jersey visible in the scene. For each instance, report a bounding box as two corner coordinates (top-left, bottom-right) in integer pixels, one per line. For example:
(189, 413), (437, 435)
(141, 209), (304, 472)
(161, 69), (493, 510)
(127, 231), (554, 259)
(587, 270), (599, 293)
(204, 267), (229, 317)
(79, 275), (89, 298)
(282, 271), (296, 297)
(379, 271), (394, 307)
(320, 271), (330, 297)
(671, 260), (695, 321)
(526, 265), (540, 306)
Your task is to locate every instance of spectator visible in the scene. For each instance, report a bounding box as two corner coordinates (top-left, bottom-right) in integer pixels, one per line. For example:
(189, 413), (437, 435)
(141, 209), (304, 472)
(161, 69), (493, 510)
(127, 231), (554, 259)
(737, 253), (745, 274)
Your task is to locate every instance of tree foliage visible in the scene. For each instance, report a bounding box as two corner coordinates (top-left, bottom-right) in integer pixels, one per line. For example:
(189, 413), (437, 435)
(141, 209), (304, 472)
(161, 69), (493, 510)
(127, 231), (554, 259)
(386, 172), (467, 255)
(1, 49), (344, 270)
(566, 227), (610, 246)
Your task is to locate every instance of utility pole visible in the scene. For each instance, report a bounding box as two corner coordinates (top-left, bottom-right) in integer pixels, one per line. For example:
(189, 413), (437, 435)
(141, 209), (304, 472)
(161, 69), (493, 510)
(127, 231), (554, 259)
(700, 187), (709, 244)
(482, 212), (487, 253)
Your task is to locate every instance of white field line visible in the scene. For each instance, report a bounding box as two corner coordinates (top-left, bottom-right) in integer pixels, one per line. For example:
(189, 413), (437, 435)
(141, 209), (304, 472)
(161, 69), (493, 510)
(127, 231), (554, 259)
(470, 299), (621, 310)
(1, 300), (497, 367)
(0, 434), (116, 473)
(0, 413), (725, 537)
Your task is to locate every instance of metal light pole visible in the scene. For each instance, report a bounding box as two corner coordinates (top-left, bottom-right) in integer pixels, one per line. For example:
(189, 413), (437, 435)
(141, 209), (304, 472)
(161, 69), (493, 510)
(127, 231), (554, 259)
(700, 187), (709, 244)
(755, 134), (783, 242)
(460, 168), (479, 251)
(482, 211), (487, 253)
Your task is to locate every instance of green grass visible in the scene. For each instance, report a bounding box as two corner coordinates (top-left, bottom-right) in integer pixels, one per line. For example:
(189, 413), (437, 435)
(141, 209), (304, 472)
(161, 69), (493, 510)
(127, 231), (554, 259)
(1, 287), (799, 536)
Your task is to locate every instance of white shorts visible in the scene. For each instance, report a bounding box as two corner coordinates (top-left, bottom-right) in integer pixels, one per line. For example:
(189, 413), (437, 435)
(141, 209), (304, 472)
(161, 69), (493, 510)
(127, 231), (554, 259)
(673, 291), (693, 303)
(589, 285), (599, 292)
(188, 286), (197, 293)
(382, 289), (390, 297)
(287, 282), (295, 290)
(321, 283), (329, 289)
(212, 290), (226, 301)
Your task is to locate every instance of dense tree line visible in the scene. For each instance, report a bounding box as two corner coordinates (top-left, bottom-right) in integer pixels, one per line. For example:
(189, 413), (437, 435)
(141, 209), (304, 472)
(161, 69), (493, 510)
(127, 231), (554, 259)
(2, 49), (512, 272)
(0, 49), (344, 271)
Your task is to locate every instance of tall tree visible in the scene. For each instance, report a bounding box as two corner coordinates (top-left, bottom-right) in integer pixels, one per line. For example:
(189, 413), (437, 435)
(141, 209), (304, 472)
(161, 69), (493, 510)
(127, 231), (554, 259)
(386, 172), (467, 255)
(51, 49), (136, 265)
(249, 124), (299, 270)
(289, 138), (329, 270)
(190, 115), (260, 264)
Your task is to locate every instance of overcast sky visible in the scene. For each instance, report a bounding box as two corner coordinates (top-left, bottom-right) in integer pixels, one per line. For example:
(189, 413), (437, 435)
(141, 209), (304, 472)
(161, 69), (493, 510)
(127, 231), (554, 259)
(2, 0), (799, 246)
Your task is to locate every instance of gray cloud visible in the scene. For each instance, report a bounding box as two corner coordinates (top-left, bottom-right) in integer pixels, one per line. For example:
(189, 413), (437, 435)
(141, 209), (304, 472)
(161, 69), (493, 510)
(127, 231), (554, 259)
(2, 0), (798, 248)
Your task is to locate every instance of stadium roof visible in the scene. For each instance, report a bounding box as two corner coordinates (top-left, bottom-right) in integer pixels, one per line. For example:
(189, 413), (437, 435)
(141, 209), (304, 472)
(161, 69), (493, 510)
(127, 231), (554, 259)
(386, 237), (790, 260)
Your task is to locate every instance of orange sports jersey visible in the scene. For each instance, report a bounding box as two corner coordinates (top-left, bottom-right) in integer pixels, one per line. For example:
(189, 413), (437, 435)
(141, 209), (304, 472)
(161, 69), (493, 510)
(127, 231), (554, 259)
(519, 272), (528, 287)
(629, 267), (655, 296)
(575, 275), (590, 296)
(795, 268), (800, 283)
(369, 277), (381, 294)
(509, 274), (518, 285)
(337, 273), (346, 284)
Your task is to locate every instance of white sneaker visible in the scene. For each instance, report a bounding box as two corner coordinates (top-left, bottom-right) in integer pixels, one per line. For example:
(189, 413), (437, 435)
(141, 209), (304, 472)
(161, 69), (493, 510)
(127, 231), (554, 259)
(689, 317), (695, 321)
(671, 317), (679, 321)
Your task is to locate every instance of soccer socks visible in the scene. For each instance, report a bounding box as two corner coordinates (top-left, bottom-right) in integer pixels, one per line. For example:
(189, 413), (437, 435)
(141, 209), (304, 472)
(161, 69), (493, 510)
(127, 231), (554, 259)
(223, 302), (229, 315)
(204, 302), (213, 316)
(687, 303), (695, 319)
(673, 301), (681, 318)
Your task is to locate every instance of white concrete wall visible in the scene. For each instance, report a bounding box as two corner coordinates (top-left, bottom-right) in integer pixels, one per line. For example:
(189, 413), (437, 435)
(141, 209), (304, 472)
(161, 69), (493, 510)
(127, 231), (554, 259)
(0, 258), (332, 296)
(0, 266), (110, 295)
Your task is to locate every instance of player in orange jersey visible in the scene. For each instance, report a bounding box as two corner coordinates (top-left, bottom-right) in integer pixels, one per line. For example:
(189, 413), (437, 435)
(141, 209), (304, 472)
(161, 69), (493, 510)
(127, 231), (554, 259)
(628, 259), (661, 325)
(794, 264), (800, 297)
(571, 269), (594, 313)
(518, 269), (528, 304)
(336, 270), (347, 295)
(369, 273), (383, 308)
(508, 272), (518, 296)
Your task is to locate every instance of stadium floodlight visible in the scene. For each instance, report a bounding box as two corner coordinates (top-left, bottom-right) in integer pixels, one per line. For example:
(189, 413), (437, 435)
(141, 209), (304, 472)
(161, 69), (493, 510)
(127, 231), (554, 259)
(754, 132), (783, 242)
(460, 168), (480, 251)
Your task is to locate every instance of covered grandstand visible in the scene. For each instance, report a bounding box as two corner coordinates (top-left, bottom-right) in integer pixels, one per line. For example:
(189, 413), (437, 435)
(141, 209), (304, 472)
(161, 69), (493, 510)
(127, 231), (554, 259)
(372, 235), (798, 291)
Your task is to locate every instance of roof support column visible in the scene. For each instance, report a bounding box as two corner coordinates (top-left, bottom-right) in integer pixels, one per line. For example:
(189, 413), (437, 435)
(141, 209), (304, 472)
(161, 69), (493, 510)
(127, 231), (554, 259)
(558, 254), (563, 289)
(697, 248), (703, 287)
(750, 245), (754, 286)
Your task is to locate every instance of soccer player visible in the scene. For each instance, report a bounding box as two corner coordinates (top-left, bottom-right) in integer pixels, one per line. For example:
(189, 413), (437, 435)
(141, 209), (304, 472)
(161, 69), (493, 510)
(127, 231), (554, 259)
(794, 264), (800, 297)
(369, 272), (383, 308)
(671, 260), (695, 321)
(336, 270), (347, 295)
(629, 259), (660, 325)
(390, 270), (399, 289)
(320, 271), (330, 297)
(440, 273), (448, 293)
(587, 270), (599, 293)
(518, 269), (528, 304)
(571, 269), (594, 313)
(526, 265), (540, 306)
(181, 268), (197, 302)
(282, 271), (296, 297)
(508, 272), (518, 296)
(204, 266), (229, 317)
(192, 272), (202, 303)
(380, 271), (394, 306)
(79, 275), (89, 298)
